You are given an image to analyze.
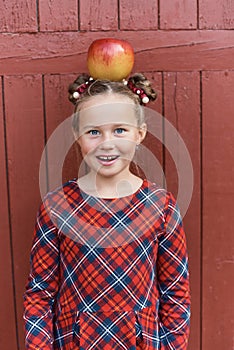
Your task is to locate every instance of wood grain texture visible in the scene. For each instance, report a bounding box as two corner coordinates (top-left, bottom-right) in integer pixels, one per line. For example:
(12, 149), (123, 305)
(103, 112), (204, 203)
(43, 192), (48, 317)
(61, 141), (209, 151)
(202, 71), (234, 350)
(0, 31), (234, 75)
(80, 0), (118, 30)
(39, 0), (78, 31)
(199, 0), (234, 29)
(0, 79), (18, 350)
(160, 0), (197, 29)
(0, 0), (37, 33)
(4, 75), (45, 348)
(119, 0), (158, 29)
(163, 72), (201, 350)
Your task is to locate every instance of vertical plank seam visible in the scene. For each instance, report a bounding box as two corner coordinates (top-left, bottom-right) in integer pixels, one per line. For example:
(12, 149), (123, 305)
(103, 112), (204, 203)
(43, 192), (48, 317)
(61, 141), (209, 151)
(78, 0), (81, 31)
(157, 0), (161, 29)
(1, 76), (20, 350)
(197, 0), (200, 29)
(42, 75), (49, 193)
(172, 73), (179, 131)
(117, 0), (121, 31)
(162, 71), (165, 188)
(36, 0), (40, 31)
(199, 70), (203, 350)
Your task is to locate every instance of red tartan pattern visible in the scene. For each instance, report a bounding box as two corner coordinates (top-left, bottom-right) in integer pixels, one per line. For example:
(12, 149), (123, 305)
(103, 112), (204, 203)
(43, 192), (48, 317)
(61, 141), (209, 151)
(23, 178), (191, 349)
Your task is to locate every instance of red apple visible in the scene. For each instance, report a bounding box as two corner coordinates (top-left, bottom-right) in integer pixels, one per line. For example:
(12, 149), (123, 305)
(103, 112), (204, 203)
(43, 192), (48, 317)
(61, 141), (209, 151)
(87, 38), (134, 81)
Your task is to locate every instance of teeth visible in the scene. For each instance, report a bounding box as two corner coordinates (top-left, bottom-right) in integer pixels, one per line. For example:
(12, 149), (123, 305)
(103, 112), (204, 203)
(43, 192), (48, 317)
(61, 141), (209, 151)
(98, 156), (117, 161)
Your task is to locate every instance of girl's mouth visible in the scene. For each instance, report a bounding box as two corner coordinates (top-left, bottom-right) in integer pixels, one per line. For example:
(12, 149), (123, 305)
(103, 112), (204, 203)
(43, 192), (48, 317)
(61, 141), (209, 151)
(96, 155), (120, 166)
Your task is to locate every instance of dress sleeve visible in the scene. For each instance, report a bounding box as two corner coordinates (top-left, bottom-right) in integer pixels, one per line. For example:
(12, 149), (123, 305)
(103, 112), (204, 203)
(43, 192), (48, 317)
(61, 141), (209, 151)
(156, 191), (191, 349)
(23, 196), (60, 349)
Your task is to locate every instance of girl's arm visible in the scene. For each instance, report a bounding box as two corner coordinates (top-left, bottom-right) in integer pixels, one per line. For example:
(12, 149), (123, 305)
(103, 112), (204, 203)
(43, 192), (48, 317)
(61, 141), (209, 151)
(157, 191), (191, 349)
(23, 197), (60, 349)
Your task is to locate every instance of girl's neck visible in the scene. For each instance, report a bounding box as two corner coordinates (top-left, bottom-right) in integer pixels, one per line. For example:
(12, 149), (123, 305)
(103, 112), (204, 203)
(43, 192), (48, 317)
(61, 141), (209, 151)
(77, 171), (143, 198)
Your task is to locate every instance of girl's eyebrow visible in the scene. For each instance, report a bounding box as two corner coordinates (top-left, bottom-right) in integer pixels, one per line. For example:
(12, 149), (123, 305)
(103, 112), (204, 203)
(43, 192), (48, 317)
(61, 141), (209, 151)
(82, 125), (98, 130)
(82, 123), (133, 130)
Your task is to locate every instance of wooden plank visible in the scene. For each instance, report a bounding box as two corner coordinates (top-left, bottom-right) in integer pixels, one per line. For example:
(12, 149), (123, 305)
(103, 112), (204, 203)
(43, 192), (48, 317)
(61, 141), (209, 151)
(119, 0), (158, 29)
(80, 0), (118, 30)
(164, 72), (201, 350)
(0, 79), (18, 350)
(160, 0), (197, 29)
(43, 74), (80, 191)
(39, 0), (78, 31)
(202, 71), (234, 350)
(199, 0), (234, 29)
(0, 31), (234, 74)
(0, 0), (37, 33)
(4, 75), (45, 348)
(139, 72), (163, 186)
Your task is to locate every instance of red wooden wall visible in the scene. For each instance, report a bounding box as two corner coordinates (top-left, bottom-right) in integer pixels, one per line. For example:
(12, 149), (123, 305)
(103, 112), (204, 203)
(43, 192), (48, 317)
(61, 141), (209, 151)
(0, 1), (234, 349)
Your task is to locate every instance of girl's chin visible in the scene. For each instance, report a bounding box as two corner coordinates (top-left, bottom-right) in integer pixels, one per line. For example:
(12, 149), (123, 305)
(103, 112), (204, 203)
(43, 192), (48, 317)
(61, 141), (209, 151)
(90, 165), (130, 178)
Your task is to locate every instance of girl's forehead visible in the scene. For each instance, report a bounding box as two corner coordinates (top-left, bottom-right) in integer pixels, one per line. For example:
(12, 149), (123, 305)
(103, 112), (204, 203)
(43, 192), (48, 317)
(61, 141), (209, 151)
(78, 100), (138, 128)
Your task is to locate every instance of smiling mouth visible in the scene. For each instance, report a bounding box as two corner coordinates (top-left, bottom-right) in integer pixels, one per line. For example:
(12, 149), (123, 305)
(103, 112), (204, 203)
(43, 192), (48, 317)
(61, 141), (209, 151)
(96, 155), (119, 161)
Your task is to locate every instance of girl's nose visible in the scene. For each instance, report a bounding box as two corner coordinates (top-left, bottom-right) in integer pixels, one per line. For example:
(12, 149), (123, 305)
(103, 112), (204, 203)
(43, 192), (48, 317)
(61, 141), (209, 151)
(99, 140), (115, 150)
(99, 132), (115, 149)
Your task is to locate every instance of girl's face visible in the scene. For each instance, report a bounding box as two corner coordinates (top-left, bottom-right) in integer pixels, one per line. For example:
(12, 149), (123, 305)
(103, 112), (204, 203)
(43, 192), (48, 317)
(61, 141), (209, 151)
(76, 94), (147, 179)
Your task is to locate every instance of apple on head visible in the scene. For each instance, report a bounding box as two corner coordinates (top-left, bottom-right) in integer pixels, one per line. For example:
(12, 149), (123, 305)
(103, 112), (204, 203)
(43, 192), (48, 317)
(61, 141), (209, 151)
(87, 38), (135, 81)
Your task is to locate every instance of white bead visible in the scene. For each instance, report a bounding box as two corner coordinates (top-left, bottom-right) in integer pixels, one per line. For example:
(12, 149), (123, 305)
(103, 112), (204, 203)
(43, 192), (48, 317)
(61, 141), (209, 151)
(136, 90), (141, 94)
(123, 79), (128, 86)
(142, 96), (149, 104)
(89, 77), (94, 81)
(73, 91), (80, 99)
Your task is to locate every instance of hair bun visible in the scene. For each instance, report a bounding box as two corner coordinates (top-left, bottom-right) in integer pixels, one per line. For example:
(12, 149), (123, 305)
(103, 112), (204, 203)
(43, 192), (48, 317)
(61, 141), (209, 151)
(68, 73), (91, 105)
(128, 73), (157, 103)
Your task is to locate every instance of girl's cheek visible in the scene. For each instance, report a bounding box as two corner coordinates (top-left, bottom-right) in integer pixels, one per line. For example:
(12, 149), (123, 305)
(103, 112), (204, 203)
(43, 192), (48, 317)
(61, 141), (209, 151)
(81, 139), (100, 155)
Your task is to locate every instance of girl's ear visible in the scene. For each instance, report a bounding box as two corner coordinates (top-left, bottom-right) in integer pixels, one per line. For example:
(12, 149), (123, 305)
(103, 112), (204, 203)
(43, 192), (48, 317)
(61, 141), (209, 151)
(137, 123), (147, 144)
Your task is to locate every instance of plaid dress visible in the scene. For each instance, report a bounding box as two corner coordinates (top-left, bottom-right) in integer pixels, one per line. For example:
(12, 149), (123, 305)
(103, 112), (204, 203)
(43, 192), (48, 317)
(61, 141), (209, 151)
(23, 178), (190, 349)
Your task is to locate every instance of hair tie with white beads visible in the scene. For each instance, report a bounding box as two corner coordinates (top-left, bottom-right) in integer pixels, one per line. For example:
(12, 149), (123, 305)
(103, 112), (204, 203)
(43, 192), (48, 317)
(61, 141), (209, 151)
(126, 80), (150, 105)
(71, 77), (94, 100)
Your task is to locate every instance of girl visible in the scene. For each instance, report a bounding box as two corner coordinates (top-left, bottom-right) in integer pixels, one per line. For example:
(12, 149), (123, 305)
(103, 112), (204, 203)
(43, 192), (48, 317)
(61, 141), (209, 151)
(23, 73), (191, 349)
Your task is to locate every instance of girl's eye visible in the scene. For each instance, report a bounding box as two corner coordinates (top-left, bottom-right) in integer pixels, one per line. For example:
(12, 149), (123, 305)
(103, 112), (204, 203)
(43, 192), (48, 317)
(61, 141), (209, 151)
(88, 130), (100, 135)
(114, 128), (127, 134)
